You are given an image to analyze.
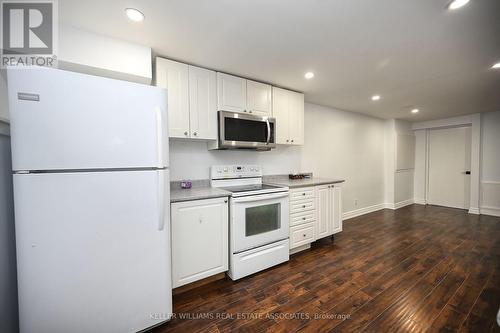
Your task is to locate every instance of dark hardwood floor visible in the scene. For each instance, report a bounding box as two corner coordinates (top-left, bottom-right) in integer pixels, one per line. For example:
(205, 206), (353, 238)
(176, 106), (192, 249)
(152, 204), (500, 333)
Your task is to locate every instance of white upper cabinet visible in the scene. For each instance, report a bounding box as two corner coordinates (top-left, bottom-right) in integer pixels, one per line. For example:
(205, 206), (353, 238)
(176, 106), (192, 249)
(155, 57), (217, 140)
(246, 80), (272, 116)
(155, 58), (189, 138)
(217, 73), (272, 116)
(272, 87), (304, 145)
(188, 66), (217, 140)
(217, 73), (247, 113)
(272, 87), (290, 144)
(289, 91), (304, 145)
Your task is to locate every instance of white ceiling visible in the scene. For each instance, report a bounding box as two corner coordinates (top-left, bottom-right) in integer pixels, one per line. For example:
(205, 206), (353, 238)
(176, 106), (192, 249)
(60, 0), (500, 121)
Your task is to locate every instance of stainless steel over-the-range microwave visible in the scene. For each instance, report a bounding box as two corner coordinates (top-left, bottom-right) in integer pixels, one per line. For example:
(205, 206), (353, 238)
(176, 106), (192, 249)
(208, 111), (276, 151)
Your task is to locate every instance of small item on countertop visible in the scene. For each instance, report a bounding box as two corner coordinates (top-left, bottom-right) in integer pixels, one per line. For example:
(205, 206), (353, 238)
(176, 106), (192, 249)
(180, 181), (192, 189)
(288, 173), (311, 180)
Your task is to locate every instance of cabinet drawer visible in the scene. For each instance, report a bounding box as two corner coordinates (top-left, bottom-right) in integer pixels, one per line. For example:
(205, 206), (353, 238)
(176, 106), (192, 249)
(290, 187), (315, 201)
(290, 210), (316, 227)
(290, 199), (315, 214)
(290, 223), (315, 249)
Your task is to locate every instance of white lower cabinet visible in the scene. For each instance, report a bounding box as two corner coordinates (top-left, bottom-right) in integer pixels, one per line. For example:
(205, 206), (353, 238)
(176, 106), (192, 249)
(289, 184), (342, 251)
(171, 197), (228, 288)
(316, 184), (342, 237)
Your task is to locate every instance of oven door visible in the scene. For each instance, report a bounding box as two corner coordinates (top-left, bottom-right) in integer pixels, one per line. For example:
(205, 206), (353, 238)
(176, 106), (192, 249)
(219, 111), (276, 149)
(231, 191), (289, 253)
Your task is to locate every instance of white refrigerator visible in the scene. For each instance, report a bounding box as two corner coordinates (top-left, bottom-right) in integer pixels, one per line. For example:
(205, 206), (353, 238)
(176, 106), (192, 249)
(7, 67), (172, 333)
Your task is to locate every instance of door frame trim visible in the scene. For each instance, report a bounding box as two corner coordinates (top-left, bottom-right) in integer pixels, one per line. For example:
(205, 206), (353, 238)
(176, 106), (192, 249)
(413, 114), (481, 214)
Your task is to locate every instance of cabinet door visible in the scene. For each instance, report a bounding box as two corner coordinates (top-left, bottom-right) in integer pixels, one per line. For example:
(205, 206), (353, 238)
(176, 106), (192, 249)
(289, 91), (304, 145)
(330, 186), (342, 234)
(155, 58), (189, 138)
(272, 87), (290, 144)
(188, 66), (217, 140)
(217, 73), (247, 113)
(246, 80), (272, 116)
(171, 197), (228, 288)
(316, 185), (330, 239)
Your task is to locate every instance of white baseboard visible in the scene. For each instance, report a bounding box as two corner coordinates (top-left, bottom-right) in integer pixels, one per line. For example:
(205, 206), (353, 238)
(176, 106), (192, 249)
(342, 203), (386, 220)
(414, 198), (426, 205)
(385, 199), (415, 210)
(468, 207), (480, 215)
(480, 206), (500, 217)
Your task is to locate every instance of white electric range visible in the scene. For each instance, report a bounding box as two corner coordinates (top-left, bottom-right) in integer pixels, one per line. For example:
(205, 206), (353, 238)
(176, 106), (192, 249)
(211, 165), (290, 280)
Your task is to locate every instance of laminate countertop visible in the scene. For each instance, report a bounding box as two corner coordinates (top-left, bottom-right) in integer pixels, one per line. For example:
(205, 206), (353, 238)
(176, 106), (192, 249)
(263, 176), (345, 189)
(170, 181), (231, 203)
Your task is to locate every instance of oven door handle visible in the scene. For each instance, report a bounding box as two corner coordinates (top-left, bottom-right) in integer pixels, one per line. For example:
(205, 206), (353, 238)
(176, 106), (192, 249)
(266, 119), (271, 145)
(232, 191), (289, 203)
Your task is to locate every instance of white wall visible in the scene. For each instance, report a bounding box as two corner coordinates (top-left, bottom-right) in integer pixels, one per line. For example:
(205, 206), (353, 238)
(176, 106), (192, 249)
(480, 111), (500, 215)
(0, 71), (9, 126)
(413, 130), (426, 204)
(58, 25), (152, 84)
(0, 74), (18, 332)
(300, 103), (385, 214)
(169, 140), (302, 180)
(383, 119), (415, 208)
(169, 103), (387, 215)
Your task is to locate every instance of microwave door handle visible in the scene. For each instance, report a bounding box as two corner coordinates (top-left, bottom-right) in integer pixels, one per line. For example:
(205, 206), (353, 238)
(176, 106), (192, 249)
(266, 119), (271, 145)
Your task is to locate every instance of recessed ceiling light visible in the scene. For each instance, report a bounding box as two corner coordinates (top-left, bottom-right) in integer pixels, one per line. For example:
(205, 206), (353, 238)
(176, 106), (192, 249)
(448, 0), (470, 10)
(125, 8), (145, 22)
(411, 108), (419, 114)
(491, 62), (500, 69)
(371, 95), (381, 101)
(304, 72), (315, 79)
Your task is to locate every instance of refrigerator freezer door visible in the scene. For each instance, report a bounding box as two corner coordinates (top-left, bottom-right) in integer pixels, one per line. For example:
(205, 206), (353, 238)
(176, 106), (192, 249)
(14, 170), (171, 333)
(7, 67), (168, 171)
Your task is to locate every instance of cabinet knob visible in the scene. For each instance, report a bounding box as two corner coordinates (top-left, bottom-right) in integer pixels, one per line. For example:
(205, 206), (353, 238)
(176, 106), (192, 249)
(184, 131), (188, 136)
(243, 110), (247, 112)
(224, 200), (228, 203)
(193, 132), (197, 136)
(302, 217), (306, 220)
(286, 140), (289, 143)
(303, 234), (307, 237)
(249, 110), (253, 113)
(302, 193), (306, 196)
(302, 205), (306, 208)
(291, 139), (294, 143)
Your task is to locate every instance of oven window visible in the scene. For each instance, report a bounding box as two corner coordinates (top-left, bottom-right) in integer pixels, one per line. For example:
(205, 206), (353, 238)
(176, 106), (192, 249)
(224, 117), (274, 143)
(245, 203), (281, 236)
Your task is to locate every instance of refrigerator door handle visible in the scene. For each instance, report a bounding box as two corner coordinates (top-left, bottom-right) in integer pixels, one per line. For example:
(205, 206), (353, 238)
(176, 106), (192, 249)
(158, 171), (165, 231)
(155, 106), (164, 168)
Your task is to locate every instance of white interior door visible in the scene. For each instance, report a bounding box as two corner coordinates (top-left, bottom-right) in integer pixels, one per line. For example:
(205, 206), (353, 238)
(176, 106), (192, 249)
(14, 170), (171, 333)
(428, 126), (471, 209)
